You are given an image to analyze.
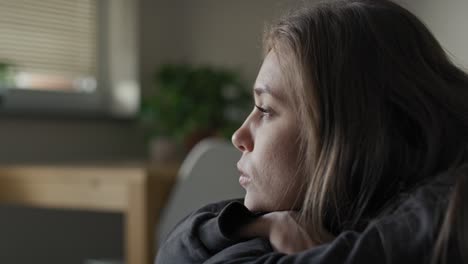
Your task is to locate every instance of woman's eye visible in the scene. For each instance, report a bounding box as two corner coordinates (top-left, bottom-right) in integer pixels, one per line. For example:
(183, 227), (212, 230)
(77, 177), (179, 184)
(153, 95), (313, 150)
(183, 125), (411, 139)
(255, 105), (271, 118)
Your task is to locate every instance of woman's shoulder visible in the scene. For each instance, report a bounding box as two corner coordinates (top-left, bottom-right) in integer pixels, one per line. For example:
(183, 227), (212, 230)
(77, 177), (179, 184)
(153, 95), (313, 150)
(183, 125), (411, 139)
(388, 167), (458, 217)
(192, 198), (245, 214)
(156, 198), (246, 263)
(370, 167), (461, 262)
(376, 166), (458, 227)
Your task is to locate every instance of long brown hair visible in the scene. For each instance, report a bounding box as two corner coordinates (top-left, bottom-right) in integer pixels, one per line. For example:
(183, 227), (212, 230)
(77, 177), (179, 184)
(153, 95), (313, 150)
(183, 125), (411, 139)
(264, 0), (468, 260)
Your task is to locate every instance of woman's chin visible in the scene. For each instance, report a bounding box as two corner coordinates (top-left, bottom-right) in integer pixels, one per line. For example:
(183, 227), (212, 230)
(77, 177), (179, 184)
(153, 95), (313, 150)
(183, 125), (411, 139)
(243, 193), (257, 212)
(244, 193), (270, 213)
(244, 192), (299, 212)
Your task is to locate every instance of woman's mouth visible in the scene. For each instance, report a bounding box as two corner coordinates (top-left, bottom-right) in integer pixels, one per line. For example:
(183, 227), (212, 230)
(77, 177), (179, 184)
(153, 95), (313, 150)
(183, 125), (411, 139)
(237, 166), (252, 187)
(239, 174), (251, 187)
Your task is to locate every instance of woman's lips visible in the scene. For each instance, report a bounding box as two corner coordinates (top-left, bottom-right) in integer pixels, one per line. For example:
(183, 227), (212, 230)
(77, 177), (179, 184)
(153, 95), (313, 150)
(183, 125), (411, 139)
(239, 174), (251, 187)
(237, 166), (251, 187)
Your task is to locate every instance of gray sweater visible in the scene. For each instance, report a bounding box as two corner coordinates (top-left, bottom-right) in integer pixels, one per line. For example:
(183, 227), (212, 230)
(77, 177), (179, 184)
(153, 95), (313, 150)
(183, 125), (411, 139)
(156, 170), (459, 264)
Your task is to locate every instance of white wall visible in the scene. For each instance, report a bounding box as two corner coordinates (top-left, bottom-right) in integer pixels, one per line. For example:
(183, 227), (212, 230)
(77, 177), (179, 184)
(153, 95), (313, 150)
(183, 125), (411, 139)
(395, 0), (468, 69)
(179, 0), (299, 82)
(139, 0), (189, 96)
(140, 0), (304, 84)
(175, 0), (468, 83)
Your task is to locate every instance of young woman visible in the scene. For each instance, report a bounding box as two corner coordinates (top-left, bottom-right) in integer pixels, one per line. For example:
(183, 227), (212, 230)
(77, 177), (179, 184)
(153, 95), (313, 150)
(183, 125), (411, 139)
(156, 0), (468, 263)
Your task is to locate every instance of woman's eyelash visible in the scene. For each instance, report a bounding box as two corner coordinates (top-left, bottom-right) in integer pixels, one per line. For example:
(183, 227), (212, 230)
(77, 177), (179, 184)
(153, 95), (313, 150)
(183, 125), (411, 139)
(255, 105), (273, 119)
(255, 105), (268, 113)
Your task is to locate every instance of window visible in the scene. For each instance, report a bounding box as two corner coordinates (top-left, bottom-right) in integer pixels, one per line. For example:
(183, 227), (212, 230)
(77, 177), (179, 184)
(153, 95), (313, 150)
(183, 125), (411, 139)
(0, 0), (139, 118)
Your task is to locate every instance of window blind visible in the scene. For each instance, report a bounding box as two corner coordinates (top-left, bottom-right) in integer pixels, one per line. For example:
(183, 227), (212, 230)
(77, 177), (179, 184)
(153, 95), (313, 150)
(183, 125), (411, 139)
(0, 0), (97, 91)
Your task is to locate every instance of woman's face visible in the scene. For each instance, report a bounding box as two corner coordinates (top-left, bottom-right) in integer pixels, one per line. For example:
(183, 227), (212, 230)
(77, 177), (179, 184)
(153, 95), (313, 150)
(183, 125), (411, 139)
(232, 51), (305, 212)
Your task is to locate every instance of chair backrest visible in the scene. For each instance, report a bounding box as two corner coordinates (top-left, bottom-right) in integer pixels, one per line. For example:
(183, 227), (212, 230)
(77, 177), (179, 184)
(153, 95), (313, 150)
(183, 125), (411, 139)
(157, 137), (245, 244)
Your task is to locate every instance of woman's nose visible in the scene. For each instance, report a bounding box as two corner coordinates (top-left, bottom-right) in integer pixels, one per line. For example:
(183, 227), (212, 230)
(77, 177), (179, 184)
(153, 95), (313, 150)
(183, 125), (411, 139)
(231, 122), (253, 153)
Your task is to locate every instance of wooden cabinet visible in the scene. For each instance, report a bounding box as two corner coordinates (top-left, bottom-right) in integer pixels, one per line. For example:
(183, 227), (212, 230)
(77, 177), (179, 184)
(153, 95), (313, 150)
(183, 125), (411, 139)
(0, 164), (178, 264)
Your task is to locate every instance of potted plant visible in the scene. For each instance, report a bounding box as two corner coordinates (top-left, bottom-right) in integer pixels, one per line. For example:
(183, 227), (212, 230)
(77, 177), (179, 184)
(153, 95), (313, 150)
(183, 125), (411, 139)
(140, 63), (251, 163)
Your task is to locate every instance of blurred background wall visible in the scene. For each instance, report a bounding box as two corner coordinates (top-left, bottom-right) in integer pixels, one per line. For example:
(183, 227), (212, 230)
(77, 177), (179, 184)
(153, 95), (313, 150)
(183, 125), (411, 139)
(396, 0), (468, 67)
(0, 0), (466, 263)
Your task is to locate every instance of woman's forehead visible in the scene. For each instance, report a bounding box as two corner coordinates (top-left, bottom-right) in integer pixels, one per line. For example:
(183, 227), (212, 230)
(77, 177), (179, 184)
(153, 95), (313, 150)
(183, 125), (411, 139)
(254, 51), (287, 100)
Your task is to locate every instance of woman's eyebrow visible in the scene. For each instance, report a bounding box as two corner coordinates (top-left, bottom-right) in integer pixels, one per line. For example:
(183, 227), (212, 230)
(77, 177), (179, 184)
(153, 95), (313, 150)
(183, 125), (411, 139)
(254, 85), (271, 95)
(254, 85), (282, 101)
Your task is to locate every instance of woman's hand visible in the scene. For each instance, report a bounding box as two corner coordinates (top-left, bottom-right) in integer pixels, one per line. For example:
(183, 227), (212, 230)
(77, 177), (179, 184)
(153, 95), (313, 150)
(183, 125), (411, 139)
(238, 211), (317, 254)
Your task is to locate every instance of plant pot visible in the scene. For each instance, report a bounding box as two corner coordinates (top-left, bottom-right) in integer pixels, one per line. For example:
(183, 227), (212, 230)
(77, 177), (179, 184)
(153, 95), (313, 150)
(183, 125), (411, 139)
(149, 137), (183, 164)
(184, 129), (218, 152)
